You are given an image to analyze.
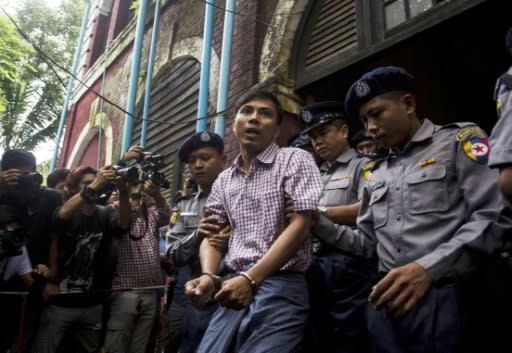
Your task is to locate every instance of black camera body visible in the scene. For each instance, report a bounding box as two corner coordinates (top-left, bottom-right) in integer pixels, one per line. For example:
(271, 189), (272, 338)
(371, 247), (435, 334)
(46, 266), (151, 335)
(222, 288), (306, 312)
(111, 151), (170, 189)
(139, 152), (170, 189)
(18, 172), (43, 188)
(111, 164), (139, 185)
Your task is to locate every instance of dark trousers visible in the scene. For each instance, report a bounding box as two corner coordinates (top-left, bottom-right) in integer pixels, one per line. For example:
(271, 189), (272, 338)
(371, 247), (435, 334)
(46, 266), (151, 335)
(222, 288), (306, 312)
(304, 250), (378, 353)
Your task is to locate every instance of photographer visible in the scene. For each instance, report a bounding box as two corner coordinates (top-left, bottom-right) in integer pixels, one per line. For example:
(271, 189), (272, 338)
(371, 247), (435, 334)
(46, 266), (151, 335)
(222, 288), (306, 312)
(0, 204), (54, 351)
(103, 145), (170, 353)
(32, 165), (131, 353)
(0, 149), (62, 351)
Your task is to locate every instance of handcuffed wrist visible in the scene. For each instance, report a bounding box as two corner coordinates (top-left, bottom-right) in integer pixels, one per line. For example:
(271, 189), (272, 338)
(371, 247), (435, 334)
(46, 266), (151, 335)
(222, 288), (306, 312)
(201, 272), (222, 290)
(237, 271), (257, 294)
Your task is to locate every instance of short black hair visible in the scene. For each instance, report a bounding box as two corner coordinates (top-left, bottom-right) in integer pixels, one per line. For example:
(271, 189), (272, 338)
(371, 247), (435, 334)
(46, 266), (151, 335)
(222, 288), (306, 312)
(1, 149), (36, 171)
(47, 168), (70, 188)
(234, 89), (284, 125)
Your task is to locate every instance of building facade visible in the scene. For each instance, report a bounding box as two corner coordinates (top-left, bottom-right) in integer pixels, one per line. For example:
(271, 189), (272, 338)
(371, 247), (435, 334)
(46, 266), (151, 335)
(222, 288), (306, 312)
(58, 0), (512, 199)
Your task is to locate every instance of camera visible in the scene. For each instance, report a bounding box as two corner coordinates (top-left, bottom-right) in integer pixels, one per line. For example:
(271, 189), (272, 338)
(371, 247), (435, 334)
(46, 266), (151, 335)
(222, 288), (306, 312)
(111, 164), (139, 184)
(139, 152), (170, 189)
(0, 205), (27, 257)
(18, 172), (43, 188)
(112, 151), (170, 189)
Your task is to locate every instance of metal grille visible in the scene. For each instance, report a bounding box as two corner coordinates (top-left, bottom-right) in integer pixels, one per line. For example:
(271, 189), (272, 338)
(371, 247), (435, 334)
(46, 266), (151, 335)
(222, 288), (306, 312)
(305, 0), (357, 69)
(131, 59), (201, 202)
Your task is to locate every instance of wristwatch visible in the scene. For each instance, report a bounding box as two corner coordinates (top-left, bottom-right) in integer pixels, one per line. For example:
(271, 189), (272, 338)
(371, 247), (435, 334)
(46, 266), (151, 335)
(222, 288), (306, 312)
(317, 205), (328, 216)
(80, 185), (97, 203)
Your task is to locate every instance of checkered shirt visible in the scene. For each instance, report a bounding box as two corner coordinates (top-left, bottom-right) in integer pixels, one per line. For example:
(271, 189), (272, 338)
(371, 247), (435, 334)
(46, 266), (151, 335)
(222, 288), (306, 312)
(112, 207), (162, 288)
(206, 143), (323, 272)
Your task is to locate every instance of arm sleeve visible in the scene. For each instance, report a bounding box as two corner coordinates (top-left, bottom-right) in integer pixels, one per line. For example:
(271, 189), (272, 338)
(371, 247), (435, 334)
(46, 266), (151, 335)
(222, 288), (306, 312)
(205, 175), (228, 224)
(312, 185), (377, 259)
(489, 69), (512, 167)
(284, 150), (323, 211)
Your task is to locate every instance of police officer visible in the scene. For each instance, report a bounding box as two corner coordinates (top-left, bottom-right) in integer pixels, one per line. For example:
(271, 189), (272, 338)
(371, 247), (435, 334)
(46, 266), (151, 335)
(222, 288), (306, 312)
(299, 101), (378, 353)
(311, 66), (509, 353)
(490, 26), (512, 202)
(164, 131), (229, 353)
(351, 129), (378, 155)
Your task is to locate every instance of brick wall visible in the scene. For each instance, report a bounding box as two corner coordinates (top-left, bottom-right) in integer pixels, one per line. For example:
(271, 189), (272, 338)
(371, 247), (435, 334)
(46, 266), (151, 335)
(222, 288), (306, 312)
(61, 0), (283, 167)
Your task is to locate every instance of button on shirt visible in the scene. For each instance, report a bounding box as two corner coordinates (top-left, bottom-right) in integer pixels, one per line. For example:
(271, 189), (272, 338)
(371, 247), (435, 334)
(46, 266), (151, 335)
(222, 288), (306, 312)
(206, 143), (323, 272)
(314, 119), (507, 282)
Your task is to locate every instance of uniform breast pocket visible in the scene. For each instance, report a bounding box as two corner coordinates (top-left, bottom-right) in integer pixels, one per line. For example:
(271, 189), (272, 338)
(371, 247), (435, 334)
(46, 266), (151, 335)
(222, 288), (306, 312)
(369, 184), (388, 229)
(405, 165), (449, 214)
(326, 178), (350, 190)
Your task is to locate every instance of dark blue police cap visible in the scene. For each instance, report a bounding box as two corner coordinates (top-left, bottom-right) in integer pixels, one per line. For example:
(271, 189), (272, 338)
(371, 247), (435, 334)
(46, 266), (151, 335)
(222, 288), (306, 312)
(350, 129), (373, 147)
(299, 101), (345, 134)
(345, 66), (416, 119)
(178, 131), (224, 163)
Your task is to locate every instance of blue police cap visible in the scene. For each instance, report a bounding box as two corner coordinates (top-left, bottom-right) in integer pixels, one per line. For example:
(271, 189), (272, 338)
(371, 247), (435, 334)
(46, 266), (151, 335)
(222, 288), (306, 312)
(178, 131), (224, 163)
(299, 101), (345, 134)
(350, 129), (373, 147)
(345, 66), (416, 119)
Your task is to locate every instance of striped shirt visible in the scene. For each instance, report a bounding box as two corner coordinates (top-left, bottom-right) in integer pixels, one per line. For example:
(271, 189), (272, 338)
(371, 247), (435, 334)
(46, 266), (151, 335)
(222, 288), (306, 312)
(206, 142), (323, 272)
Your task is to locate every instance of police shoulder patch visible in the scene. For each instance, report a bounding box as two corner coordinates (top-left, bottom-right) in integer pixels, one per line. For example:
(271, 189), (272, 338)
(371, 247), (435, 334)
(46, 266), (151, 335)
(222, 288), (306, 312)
(362, 161), (376, 181)
(456, 126), (490, 165)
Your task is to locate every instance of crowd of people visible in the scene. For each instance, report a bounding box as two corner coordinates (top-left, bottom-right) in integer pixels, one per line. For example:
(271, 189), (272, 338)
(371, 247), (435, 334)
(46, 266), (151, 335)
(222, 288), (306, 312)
(1, 37), (512, 353)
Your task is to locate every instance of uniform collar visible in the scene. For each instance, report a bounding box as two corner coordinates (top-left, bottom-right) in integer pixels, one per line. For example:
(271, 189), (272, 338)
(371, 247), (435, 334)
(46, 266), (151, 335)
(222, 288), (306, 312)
(390, 118), (434, 155)
(320, 148), (356, 171)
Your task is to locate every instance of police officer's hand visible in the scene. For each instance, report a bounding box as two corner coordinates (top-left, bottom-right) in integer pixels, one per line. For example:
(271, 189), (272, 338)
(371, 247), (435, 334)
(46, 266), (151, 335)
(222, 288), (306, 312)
(368, 262), (433, 319)
(214, 275), (253, 310)
(208, 224), (231, 253)
(284, 199), (295, 223)
(185, 275), (218, 309)
(122, 145), (142, 162)
(196, 210), (223, 241)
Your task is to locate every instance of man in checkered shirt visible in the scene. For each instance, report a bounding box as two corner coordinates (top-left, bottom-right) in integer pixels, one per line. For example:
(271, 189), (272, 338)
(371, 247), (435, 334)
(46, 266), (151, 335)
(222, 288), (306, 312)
(185, 89), (323, 353)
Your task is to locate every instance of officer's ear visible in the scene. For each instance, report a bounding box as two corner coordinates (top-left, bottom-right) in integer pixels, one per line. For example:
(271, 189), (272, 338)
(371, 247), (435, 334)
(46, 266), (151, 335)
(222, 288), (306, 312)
(340, 124), (349, 139)
(402, 93), (416, 115)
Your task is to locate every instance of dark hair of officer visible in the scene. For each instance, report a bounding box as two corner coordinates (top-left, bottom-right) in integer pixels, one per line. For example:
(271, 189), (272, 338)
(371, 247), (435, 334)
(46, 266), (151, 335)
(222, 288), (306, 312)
(234, 89), (284, 125)
(1, 149), (36, 171)
(47, 168), (71, 189)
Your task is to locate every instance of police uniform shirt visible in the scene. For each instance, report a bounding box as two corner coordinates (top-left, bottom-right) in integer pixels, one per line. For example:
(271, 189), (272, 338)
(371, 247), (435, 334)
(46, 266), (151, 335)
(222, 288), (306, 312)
(165, 188), (208, 268)
(314, 119), (506, 282)
(489, 66), (512, 167)
(318, 148), (368, 207)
